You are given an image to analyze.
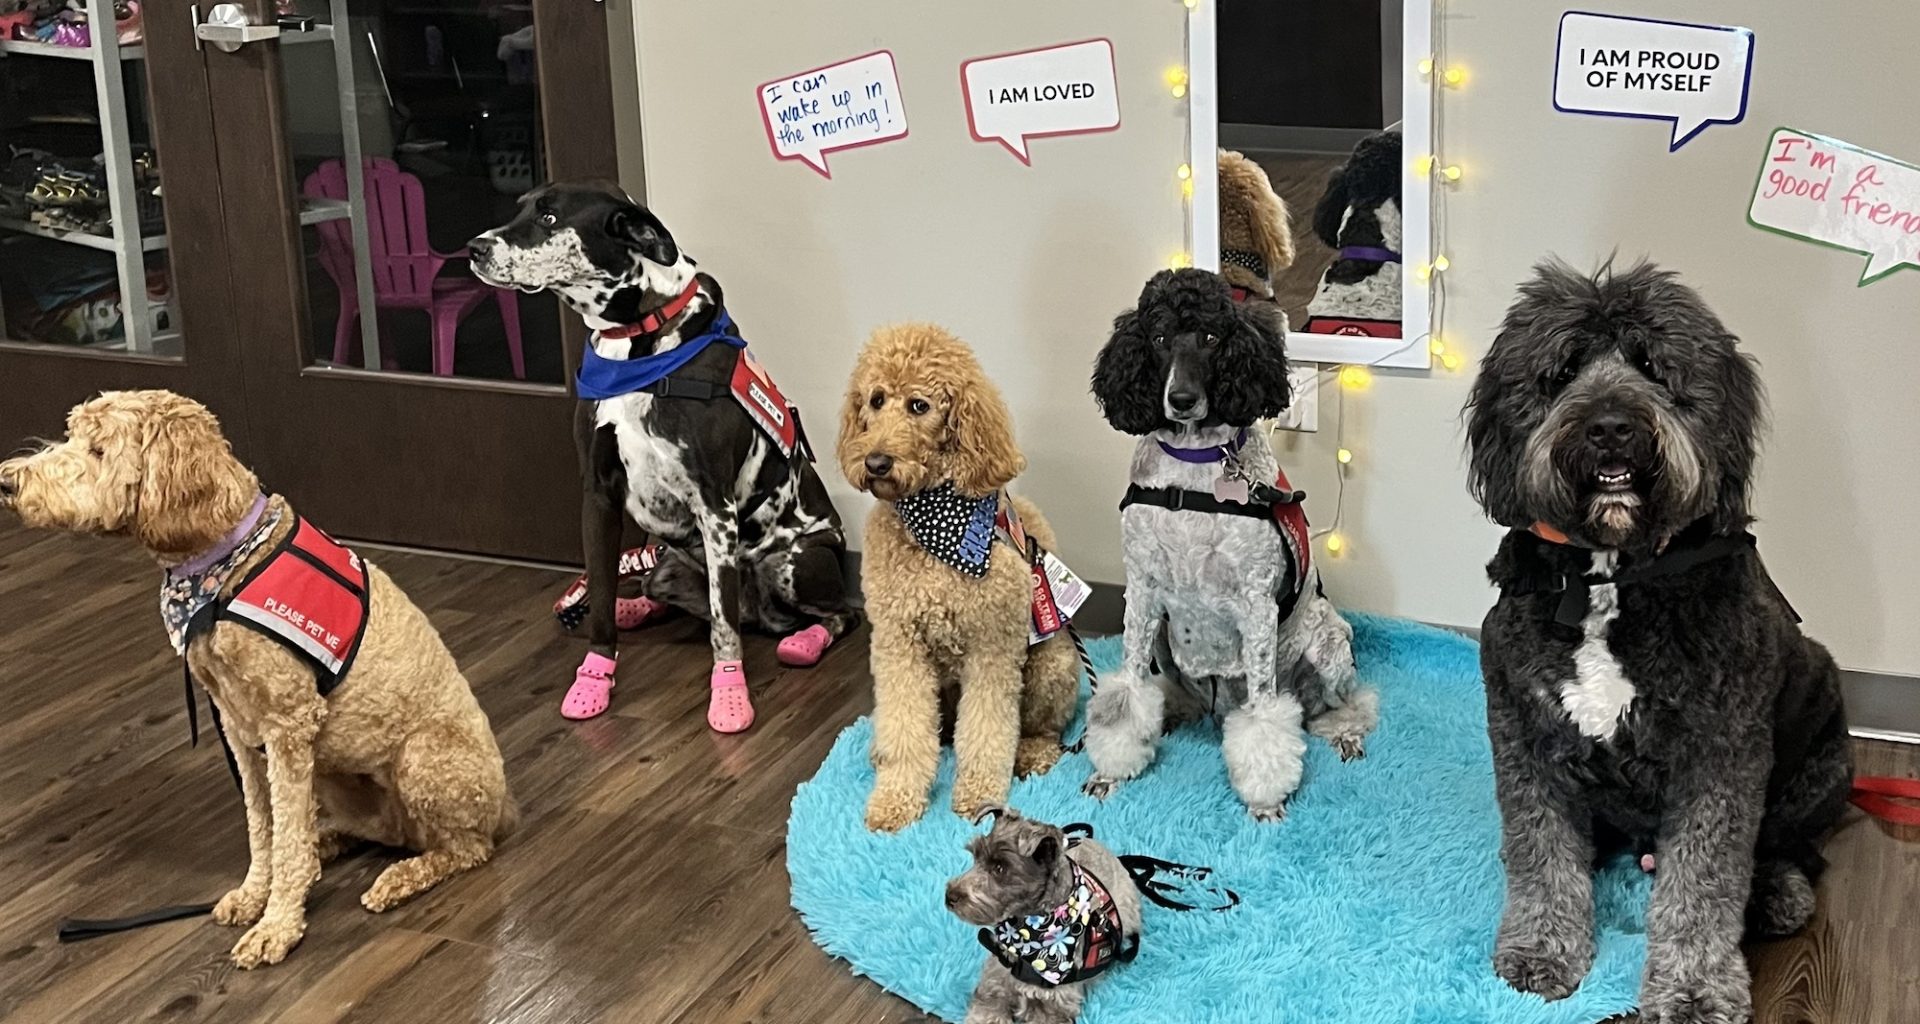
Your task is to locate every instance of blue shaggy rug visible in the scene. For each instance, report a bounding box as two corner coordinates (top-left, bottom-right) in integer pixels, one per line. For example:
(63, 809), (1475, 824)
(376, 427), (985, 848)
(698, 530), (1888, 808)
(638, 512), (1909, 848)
(788, 614), (1650, 1024)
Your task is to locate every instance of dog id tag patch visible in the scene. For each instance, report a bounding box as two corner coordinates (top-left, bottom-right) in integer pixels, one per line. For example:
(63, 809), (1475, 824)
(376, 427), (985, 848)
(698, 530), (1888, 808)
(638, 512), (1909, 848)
(1213, 474), (1250, 504)
(1030, 549), (1090, 645)
(729, 349), (798, 458)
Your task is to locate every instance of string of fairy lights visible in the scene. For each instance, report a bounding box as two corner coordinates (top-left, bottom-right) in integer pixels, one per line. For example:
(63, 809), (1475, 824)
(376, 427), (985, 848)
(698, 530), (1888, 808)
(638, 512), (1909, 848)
(1168, 0), (1466, 557)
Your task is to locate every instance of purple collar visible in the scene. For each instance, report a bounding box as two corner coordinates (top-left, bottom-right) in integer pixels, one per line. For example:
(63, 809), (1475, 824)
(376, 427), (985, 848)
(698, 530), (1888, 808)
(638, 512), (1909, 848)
(1338, 245), (1401, 264)
(170, 493), (269, 578)
(1157, 428), (1247, 464)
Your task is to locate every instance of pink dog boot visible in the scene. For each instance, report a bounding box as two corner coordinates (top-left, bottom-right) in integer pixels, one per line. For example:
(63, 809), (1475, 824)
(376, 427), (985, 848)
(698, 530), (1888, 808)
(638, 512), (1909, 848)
(561, 652), (617, 720)
(776, 624), (835, 667)
(707, 660), (754, 734)
(614, 595), (670, 630)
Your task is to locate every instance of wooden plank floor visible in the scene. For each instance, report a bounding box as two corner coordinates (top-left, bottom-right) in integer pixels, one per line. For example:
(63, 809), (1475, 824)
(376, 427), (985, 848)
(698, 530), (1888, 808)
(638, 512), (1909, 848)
(1, 522), (1915, 1023)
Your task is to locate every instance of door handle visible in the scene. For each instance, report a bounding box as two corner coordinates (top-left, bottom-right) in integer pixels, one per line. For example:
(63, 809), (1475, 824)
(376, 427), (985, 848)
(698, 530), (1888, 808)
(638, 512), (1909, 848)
(192, 2), (314, 52)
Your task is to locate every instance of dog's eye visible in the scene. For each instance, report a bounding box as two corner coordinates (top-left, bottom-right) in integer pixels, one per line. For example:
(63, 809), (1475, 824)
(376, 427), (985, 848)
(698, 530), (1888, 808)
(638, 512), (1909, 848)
(907, 397), (930, 416)
(539, 212), (558, 227)
(1152, 334), (1167, 348)
(87, 444), (104, 459)
(988, 857), (1008, 878)
(1632, 350), (1663, 382)
(1204, 333), (1218, 347)
(1551, 363), (1579, 391)
(868, 391), (885, 410)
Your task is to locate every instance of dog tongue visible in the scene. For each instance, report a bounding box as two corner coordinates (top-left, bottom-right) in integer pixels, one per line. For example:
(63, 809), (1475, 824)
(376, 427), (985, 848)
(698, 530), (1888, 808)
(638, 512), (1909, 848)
(1599, 462), (1630, 477)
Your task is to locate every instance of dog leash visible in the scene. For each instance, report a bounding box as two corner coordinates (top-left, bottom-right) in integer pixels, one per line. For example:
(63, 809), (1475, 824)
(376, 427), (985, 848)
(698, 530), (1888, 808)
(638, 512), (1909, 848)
(1060, 823), (1241, 912)
(1851, 776), (1920, 827)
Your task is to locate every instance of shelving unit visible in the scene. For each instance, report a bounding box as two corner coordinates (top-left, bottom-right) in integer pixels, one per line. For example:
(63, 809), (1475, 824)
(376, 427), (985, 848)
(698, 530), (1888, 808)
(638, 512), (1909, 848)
(0, 0), (166, 353)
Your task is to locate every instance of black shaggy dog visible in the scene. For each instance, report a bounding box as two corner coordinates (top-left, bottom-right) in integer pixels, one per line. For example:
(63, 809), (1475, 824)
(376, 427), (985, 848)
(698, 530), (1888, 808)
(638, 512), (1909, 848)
(1464, 259), (1851, 1023)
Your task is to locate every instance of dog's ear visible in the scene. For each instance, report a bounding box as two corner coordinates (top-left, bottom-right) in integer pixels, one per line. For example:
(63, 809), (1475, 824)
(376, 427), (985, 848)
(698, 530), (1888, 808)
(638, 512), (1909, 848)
(1031, 834), (1058, 866)
(607, 203), (679, 267)
(835, 364), (873, 490)
(1311, 162), (1351, 248)
(1210, 301), (1293, 427)
(1706, 348), (1763, 533)
(1091, 307), (1168, 436)
(945, 373), (1025, 496)
(133, 395), (252, 556)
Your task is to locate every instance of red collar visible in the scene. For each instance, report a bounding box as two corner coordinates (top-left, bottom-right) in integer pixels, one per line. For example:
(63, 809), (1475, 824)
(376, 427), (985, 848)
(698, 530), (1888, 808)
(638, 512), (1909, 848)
(1529, 521), (1572, 545)
(597, 279), (701, 340)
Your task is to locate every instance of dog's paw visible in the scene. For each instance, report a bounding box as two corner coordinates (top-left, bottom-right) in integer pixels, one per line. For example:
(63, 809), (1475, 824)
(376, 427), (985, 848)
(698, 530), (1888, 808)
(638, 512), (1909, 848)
(1333, 735), (1366, 762)
(951, 779), (1010, 825)
(229, 918), (305, 969)
(1014, 738), (1062, 778)
(360, 874), (414, 914)
(1492, 945), (1585, 1002)
(1248, 803), (1288, 824)
(1638, 979), (1751, 1024)
(865, 790), (928, 833)
(211, 884), (268, 928)
(1081, 775), (1120, 800)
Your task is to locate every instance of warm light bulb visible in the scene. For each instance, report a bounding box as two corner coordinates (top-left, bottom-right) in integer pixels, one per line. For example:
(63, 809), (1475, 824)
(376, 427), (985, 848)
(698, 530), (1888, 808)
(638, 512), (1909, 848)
(1441, 352), (1464, 371)
(1169, 251), (1193, 269)
(1443, 66), (1466, 86)
(1181, 177), (1194, 198)
(1338, 365), (1372, 390)
(1429, 337), (1447, 355)
(1433, 254), (1451, 272)
(1183, 0), (1198, 9)
(1336, 447), (1354, 465)
(1413, 154), (1434, 177)
(1442, 165), (1462, 181)
(1176, 163), (1192, 180)
(1325, 533), (1346, 555)
(1166, 67), (1189, 97)
(1415, 263), (1432, 283)
(1417, 57), (1434, 76)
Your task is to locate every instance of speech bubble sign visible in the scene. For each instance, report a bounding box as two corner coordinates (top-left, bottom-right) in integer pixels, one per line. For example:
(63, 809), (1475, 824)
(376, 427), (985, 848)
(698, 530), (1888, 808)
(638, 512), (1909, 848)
(1553, 11), (1753, 151)
(961, 38), (1120, 164)
(757, 50), (908, 178)
(1748, 128), (1920, 286)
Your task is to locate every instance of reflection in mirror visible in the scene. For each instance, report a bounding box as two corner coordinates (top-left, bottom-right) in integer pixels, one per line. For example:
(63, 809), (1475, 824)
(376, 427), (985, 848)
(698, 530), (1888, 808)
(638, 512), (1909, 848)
(1214, 0), (1428, 369)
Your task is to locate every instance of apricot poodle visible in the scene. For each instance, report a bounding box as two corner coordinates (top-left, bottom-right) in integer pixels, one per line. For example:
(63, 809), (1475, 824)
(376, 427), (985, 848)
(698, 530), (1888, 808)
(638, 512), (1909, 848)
(838, 325), (1080, 832)
(0, 390), (514, 968)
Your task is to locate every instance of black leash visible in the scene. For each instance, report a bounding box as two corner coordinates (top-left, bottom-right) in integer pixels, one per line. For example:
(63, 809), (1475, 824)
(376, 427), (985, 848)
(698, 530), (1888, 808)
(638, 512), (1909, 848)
(1062, 823), (1241, 913)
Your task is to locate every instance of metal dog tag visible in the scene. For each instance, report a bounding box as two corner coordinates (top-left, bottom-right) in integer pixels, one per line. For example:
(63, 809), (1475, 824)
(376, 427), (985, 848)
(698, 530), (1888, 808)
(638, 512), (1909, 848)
(1213, 474), (1250, 504)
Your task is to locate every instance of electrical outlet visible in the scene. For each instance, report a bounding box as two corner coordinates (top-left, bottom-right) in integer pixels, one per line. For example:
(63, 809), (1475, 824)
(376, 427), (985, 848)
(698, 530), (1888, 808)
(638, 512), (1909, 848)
(1274, 363), (1320, 432)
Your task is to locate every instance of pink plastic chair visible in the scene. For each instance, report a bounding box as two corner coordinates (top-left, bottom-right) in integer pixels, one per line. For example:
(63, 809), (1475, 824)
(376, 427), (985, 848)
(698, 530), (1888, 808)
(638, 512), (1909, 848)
(303, 158), (524, 378)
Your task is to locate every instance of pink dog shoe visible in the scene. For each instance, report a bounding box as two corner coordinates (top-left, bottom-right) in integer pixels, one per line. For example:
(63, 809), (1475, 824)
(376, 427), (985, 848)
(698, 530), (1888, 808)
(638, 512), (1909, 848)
(776, 624), (835, 667)
(707, 660), (754, 733)
(614, 596), (669, 630)
(561, 652), (617, 720)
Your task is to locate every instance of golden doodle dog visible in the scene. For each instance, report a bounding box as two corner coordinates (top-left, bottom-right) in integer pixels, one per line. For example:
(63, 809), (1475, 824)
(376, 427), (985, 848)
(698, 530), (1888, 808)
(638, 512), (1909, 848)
(838, 325), (1080, 832)
(0, 390), (514, 968)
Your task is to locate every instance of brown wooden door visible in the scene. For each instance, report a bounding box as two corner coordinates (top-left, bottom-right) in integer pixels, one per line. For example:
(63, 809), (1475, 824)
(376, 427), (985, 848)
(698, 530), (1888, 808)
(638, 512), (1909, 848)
(186, 0), (618, 562)
(0, 1), (252, 455)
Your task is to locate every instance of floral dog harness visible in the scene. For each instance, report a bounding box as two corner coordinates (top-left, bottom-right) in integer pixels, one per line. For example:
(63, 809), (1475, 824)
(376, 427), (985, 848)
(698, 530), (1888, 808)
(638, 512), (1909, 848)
(978, 857), (1138, 988)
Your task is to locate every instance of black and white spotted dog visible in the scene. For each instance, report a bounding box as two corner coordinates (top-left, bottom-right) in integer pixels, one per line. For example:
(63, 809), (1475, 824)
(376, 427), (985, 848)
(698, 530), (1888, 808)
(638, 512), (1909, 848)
(1465, 260), (1851, 1023)
(1081, 269), (1377, 821)
(469, 182), (857, 731)
(1301, 130), (1402, 336)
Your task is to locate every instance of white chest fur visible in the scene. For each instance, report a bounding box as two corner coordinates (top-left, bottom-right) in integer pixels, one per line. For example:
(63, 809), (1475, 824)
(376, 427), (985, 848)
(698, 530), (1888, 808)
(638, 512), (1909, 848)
(1557, 550), (1636, 741)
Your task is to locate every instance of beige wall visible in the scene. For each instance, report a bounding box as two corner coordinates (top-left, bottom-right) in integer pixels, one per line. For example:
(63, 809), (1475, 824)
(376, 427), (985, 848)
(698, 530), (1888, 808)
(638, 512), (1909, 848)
(1280, 1), (1920, 676)
(632, 0), (1187, 582)
(632, 1), (1919, 677)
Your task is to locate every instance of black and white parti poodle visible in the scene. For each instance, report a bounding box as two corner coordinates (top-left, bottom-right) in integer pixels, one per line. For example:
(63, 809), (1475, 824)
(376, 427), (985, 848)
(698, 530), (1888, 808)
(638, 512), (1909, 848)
(1464, 260), (1852, 1023)
(1081, 269), (1378, 820)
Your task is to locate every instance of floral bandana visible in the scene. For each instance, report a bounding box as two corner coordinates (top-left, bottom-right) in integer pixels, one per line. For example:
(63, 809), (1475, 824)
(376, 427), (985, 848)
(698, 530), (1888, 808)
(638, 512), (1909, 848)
(159, 498), (282, 655)
(891, 482), (1000, 578)
(979, 859), (1136, 988)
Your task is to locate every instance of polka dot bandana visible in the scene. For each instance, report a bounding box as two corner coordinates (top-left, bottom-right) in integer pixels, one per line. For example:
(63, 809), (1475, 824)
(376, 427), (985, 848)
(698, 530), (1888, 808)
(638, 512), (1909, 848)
(892, 482), (1000, 578)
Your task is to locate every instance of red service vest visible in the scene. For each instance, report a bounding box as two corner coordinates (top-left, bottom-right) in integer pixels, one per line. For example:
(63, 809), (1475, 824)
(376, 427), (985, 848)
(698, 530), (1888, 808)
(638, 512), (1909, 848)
(205, 516), (371, 694)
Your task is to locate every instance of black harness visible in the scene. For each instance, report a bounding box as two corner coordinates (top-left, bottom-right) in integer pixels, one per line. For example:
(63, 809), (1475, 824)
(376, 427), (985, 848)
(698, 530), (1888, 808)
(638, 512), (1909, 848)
(1498, 527), (1797, 629)
(1117, 481), (1318, 623)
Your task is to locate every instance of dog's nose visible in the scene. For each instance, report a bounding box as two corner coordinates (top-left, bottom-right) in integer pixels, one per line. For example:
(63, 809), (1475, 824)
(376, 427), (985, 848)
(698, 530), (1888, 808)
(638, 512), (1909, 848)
(467, 235), (496, 260)
(0, 472), (14, 501)
(1584, 411), (1636, 449)
(864, 453), (894, 478)
(944, 885), (963, 910)
(1167, 389), (1200, 413)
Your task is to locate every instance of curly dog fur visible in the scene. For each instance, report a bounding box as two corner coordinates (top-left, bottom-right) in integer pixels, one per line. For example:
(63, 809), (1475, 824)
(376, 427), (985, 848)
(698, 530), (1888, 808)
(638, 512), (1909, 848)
(0, 391), (514, 968)
(837, 325), (1080, 832)
(1464, 262), (1850, 1022)
(1084, 270), (1376, 820)
(1218, 149), (1296, 302)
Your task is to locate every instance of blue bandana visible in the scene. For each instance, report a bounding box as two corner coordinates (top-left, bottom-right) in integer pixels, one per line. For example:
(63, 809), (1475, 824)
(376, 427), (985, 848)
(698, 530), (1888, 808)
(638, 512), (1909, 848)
(576, 310), (743, 401)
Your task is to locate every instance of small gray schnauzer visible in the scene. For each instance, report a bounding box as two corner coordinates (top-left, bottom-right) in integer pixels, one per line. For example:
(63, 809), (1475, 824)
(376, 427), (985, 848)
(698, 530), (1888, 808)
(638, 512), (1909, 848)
(945, 808), (1142, 1024)
(1464, 259), (1851, 1024)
